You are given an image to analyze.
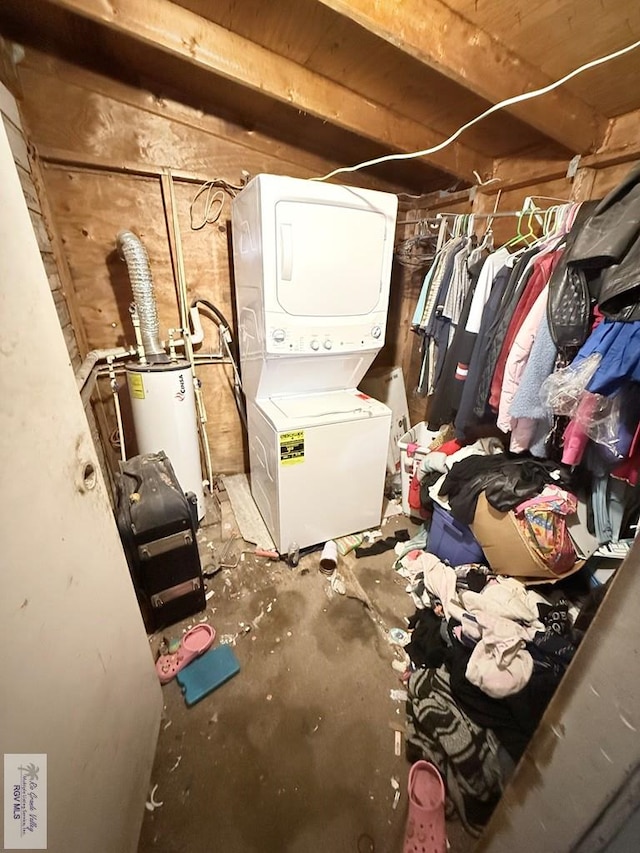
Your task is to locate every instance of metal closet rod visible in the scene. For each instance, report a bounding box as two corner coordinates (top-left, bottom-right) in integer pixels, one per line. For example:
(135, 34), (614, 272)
(398, 211), (530, 225)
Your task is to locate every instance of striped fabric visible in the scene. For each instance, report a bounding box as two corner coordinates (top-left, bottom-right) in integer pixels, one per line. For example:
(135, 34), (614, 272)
(406, 666), (504, 836)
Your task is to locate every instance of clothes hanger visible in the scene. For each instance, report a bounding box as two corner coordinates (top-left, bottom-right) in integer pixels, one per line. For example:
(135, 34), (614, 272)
(521, 205), (541, 244)
(559, 202), (578, 234)
(542, 205), (558, 237)
(466, 213), (476, 239)
(473, 189), (500, 257)
(502, 205), (531, 250)
(435, 214), (449, 254)
(469, 217), (494, 264)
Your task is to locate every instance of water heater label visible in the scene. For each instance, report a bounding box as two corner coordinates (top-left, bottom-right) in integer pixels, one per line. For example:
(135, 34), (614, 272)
(128, 372), (145, 399)
(280, 430), (304, 465)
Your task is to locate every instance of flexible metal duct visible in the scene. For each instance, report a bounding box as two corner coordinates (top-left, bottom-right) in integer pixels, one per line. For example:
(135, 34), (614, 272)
(116, 230), (167, 362)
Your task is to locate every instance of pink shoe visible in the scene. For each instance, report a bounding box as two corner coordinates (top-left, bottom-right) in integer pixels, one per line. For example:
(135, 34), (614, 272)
(403, 761), (446, 853)
(156, 624), (215, 684)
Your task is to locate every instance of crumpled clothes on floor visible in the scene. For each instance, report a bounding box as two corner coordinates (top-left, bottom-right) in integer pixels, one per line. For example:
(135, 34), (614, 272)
(405, 555), (557, 698)
(354, 528), (410, 558)
(464, 612), (535, 699)
(406, 665), (504, 837)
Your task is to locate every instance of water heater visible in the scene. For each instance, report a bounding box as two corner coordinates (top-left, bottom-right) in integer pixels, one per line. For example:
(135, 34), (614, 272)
(126, 361), (205, 519)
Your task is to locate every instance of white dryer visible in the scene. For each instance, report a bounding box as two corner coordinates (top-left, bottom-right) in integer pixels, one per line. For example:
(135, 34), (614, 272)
(232, 174), (398, 397)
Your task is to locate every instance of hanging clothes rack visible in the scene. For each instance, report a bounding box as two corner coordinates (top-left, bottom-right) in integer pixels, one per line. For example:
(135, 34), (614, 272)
(399, 193), (571, 227)
(398, 210), (555, 226)
(396, 198), (576, 270)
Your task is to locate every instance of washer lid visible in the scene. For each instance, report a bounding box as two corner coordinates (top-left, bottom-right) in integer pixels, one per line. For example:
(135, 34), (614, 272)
(270, 389), (388, 422)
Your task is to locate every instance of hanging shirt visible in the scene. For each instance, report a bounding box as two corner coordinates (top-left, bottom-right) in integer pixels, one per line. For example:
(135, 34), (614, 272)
(422, 240), (470, 393)
(443, 242), (473, 327)
(435, 242), (472, 377)
(441, 249), (510, 419)
(419, 238), (464, 331)
(465, 247), (512, 335)
(427, 256), (484, 429)
(412, 260), (438, 328)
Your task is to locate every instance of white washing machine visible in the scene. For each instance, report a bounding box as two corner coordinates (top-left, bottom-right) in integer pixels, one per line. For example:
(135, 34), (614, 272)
(246, 390), (391, 552)
(231, 174), (398, 550)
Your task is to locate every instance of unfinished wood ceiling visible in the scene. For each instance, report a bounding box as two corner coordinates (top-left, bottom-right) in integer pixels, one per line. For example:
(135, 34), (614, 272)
(444, 0), (640, 117)
(1, 0), (638, 193)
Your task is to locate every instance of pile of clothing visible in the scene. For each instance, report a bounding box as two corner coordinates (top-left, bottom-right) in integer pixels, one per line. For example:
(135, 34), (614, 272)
(413, 434), (582, 575)
(397, 551), (599, 835)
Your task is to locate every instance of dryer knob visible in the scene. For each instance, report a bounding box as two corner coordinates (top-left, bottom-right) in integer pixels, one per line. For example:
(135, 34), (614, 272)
(323, 339), (333, 350)
(310, 339), (320, 351)
(272, 328), (286, 343)
(371, 325), (382, 339)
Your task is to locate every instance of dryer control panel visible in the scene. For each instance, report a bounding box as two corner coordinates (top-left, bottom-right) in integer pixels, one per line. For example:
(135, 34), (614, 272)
(266, 316), (387, 354)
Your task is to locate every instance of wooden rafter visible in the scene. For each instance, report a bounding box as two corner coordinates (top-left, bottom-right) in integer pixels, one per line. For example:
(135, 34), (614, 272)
(315, 0), (608, 154)
(490, 110), (640, 192)
(40, 0), (492, 183)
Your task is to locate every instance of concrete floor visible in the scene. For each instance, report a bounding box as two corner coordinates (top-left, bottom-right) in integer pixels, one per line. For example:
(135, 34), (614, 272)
(138, 502), (475, 853)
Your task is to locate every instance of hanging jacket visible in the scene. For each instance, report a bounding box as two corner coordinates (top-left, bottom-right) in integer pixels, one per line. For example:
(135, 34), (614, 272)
(597, 234), (640, 320)
(497, 286), (550, 434)
(508, 312), (558, 456)
(564, 164), (640, 322)
(488, 249), (562, 412)
(569, 163), (640, 268)
(571, 320), (640, 396)
(427, 256), (484, 429)
(546, 203), (598, 349)
(455, 266), (512, 438)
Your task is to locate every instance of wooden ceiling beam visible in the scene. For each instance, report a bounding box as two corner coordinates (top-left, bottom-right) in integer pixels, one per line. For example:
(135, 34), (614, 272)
(315, 0), (608, 154)
(40, 0), (491, 183)
(490, 111), (640, 192)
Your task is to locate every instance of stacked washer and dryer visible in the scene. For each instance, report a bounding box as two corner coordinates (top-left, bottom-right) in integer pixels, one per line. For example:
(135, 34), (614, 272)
(231, 174), (398, 554)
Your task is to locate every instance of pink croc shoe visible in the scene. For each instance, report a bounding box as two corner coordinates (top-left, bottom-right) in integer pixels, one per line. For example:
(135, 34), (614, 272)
(403, 761), (446, 853)
(156, 624), (215, 685)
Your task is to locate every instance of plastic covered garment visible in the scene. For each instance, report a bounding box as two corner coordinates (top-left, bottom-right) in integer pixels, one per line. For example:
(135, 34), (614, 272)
(539, 353), (601, 417)
(514, 486), (578, 574)
(574, 391), (623, 457)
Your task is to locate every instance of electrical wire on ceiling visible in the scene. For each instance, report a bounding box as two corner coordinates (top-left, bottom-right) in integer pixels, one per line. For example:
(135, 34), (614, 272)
(312, 39), (640, 183)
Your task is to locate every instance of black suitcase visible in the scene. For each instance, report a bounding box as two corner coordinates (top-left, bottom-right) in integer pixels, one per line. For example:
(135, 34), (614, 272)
(116, 451), (205, 633)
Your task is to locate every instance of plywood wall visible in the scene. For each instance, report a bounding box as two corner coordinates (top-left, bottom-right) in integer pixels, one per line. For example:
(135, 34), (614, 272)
(13, 46), (412, 481)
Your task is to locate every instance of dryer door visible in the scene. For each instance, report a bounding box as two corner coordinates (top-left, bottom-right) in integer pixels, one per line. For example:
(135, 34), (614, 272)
(274, 200), (388, 316)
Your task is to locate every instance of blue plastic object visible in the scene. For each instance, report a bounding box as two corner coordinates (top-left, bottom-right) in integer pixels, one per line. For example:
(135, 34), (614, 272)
(428, 503), (487, 566)
(176, 645), (240, 707)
